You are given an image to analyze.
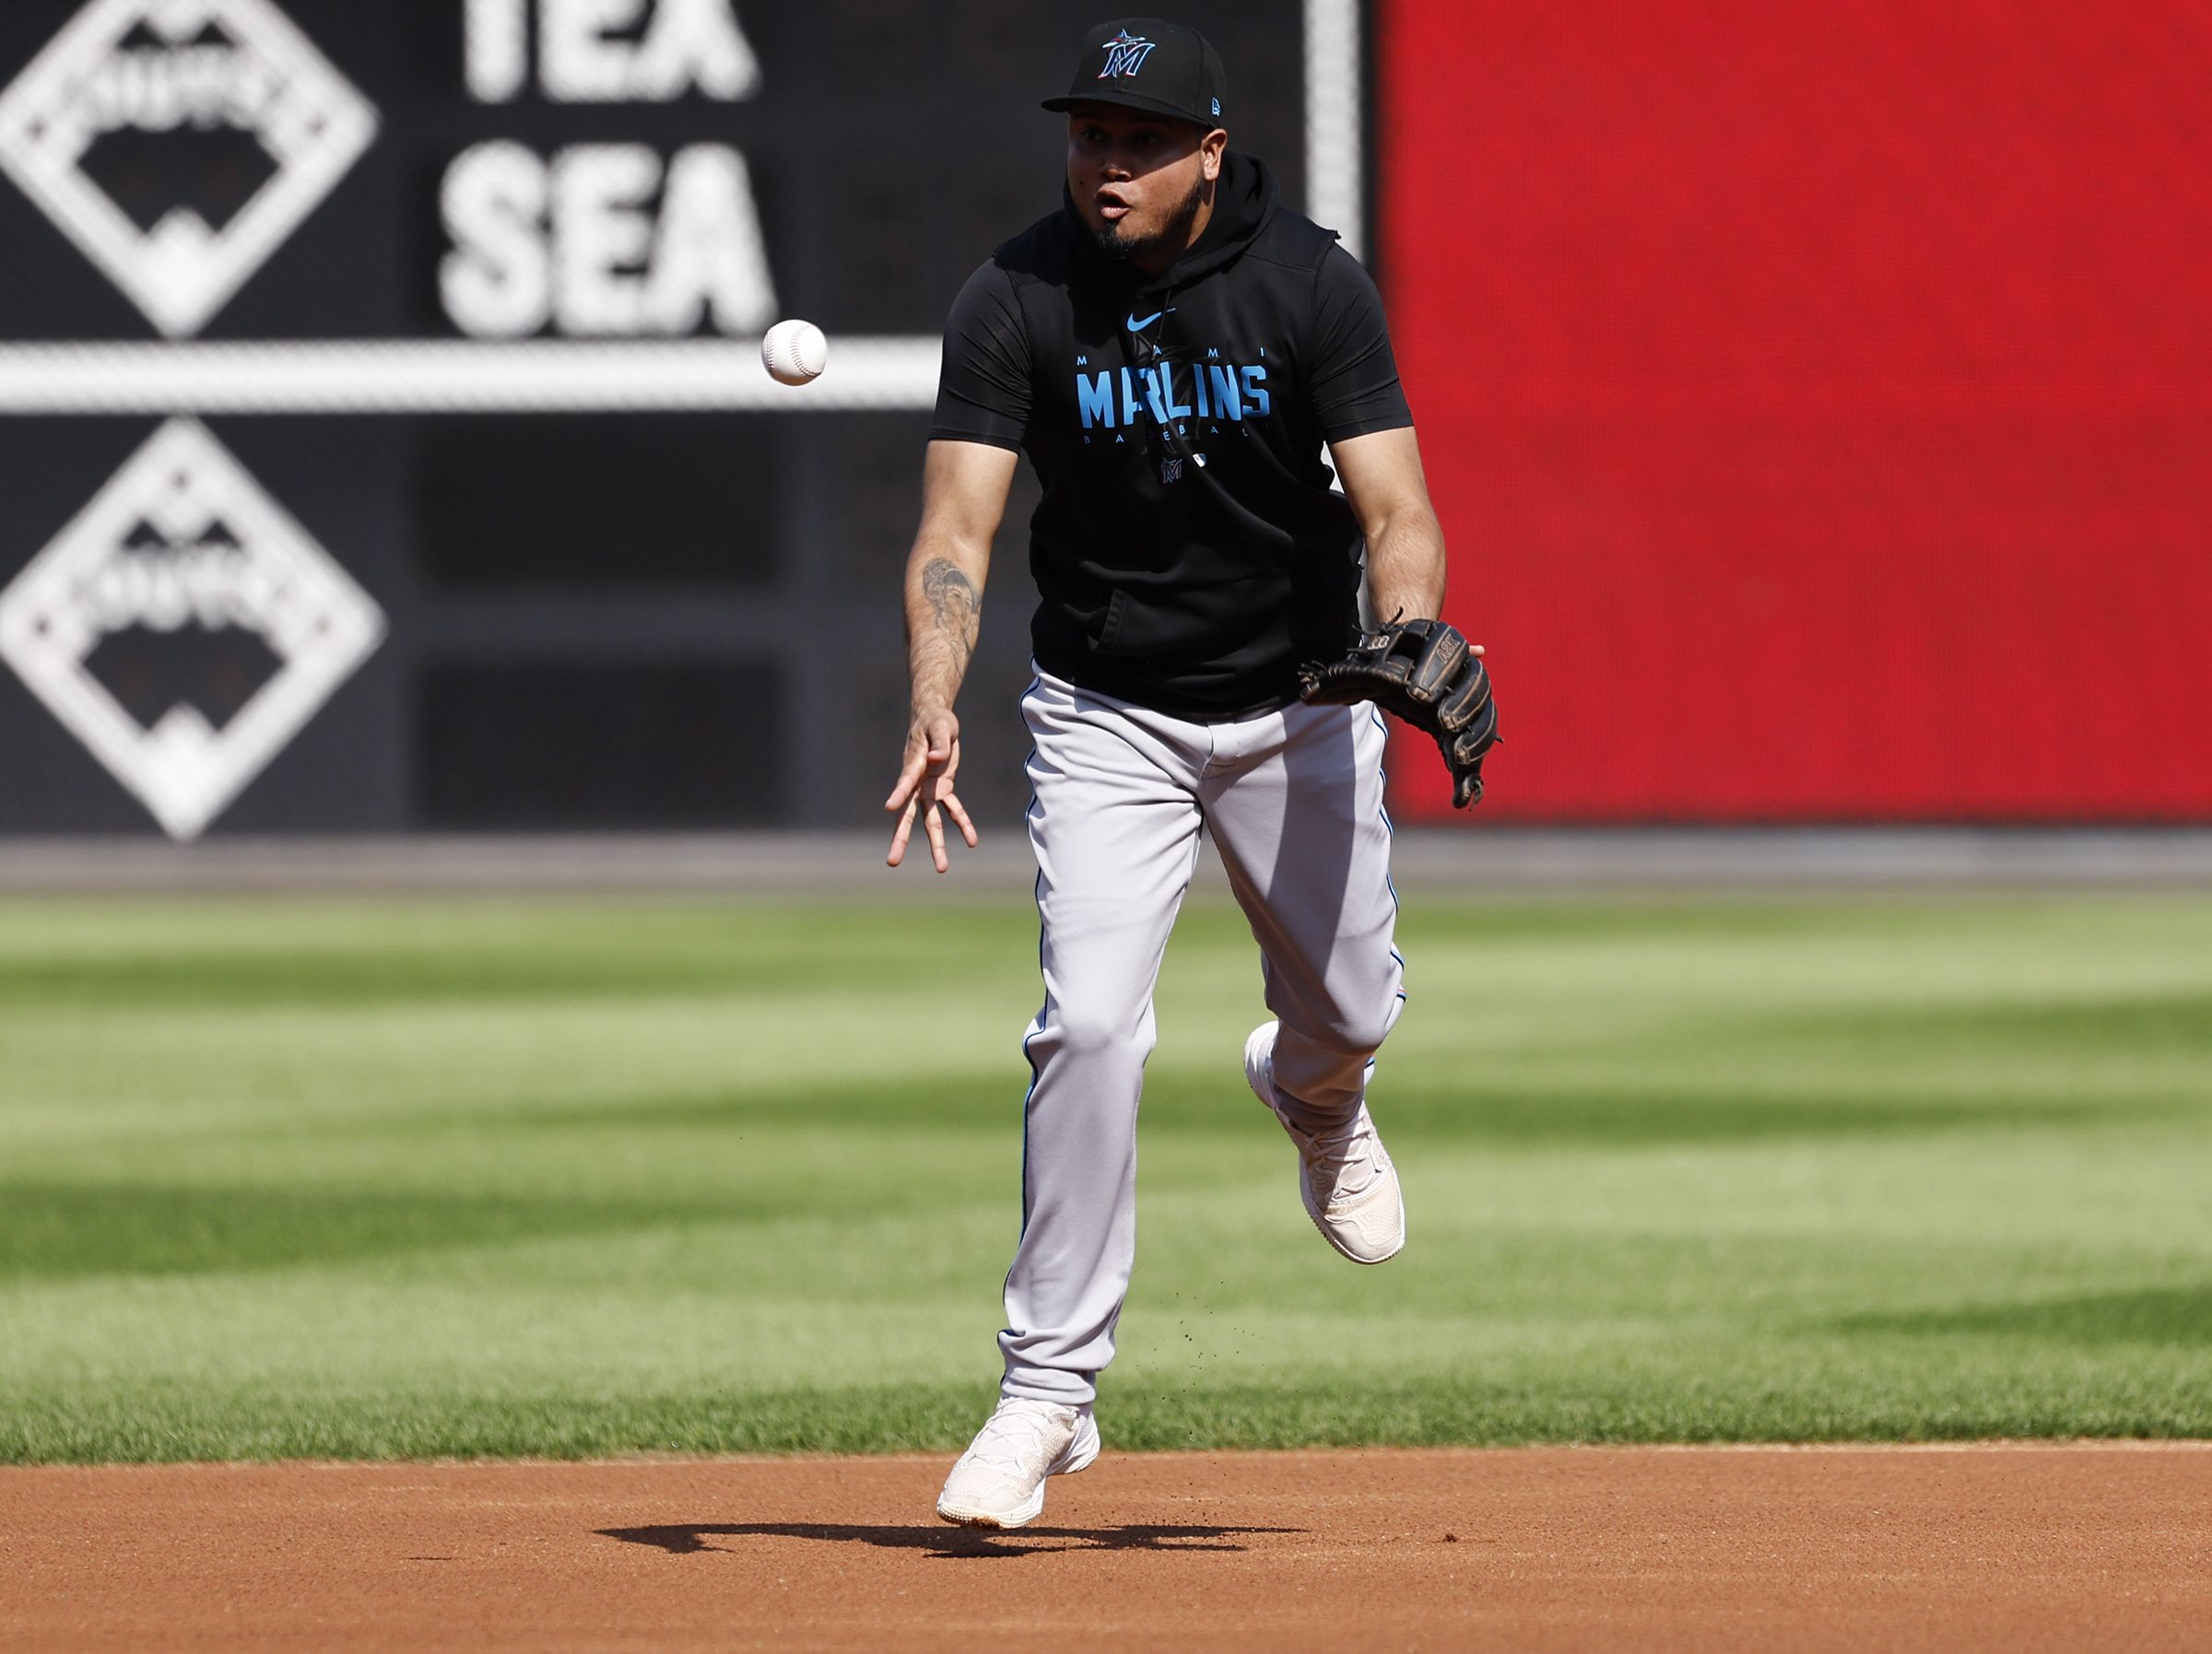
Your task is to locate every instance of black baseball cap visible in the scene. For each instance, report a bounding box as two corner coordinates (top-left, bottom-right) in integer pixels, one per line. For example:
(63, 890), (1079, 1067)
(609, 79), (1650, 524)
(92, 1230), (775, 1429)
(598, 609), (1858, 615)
(1041, 18), (1227, 130)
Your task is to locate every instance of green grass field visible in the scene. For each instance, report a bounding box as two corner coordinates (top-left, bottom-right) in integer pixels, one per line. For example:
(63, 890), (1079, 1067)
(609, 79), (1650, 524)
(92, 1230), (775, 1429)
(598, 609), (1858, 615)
(2, 888), (2207, 1463)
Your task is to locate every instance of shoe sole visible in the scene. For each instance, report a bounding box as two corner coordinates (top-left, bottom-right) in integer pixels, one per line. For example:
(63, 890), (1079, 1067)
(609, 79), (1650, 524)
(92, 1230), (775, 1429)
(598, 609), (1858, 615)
(1244, 1022), (1405, 1267)
(1302, 1169), (1406, 1265)
(935, 1419), (1100, 1530)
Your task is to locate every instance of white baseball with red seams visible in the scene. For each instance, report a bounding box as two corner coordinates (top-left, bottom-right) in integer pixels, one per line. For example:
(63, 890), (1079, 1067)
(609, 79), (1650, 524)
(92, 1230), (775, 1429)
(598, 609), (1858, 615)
(760, 319), (828, 385)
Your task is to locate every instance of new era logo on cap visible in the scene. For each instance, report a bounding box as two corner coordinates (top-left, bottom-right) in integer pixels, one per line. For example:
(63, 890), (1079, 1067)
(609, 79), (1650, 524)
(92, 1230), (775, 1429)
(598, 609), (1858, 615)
(1043, 18), (1227, 128)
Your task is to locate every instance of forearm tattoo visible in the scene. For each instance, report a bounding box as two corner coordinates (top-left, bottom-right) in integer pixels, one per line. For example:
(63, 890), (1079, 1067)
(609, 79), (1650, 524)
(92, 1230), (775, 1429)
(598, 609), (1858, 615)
(920, 557), (982, 674)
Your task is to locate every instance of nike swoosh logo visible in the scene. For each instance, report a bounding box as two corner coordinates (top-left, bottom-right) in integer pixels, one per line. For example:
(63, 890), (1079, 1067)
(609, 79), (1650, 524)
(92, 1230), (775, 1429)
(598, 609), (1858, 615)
(1127, 310), (1168, 331)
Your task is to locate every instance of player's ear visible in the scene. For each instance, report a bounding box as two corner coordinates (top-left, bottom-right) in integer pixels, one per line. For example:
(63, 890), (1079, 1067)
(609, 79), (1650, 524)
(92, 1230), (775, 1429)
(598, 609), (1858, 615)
(1199, 125), (1228, 181)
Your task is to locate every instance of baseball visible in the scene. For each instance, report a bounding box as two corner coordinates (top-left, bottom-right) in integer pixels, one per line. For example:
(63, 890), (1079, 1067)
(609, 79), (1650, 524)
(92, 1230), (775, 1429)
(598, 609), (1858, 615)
(762, 318), (828, 386)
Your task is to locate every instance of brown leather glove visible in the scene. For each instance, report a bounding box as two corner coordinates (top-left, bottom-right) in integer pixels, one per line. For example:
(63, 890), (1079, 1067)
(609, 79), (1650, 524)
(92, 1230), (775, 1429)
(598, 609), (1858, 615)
(1297, 618), (1500, 808)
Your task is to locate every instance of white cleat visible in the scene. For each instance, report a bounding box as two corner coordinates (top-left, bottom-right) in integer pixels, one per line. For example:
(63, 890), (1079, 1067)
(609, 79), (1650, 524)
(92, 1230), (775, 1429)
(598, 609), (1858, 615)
(935, 1397), (1100, 1529)
(1245, 1020), (1406, 1264)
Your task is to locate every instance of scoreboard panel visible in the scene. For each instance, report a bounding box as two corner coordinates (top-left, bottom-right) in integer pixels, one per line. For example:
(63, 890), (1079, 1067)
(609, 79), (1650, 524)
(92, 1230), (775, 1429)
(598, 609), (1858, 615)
(0, 0), (1340, 836)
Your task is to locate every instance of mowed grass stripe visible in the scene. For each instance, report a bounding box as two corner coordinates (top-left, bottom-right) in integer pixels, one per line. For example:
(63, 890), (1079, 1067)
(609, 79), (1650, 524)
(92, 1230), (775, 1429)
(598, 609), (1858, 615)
(0, 892), (2206, 1461)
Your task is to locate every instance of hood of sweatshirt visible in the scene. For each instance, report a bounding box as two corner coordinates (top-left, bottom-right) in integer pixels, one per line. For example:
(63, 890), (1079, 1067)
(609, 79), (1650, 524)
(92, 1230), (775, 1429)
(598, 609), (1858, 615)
(1063, 150), (1282, 298)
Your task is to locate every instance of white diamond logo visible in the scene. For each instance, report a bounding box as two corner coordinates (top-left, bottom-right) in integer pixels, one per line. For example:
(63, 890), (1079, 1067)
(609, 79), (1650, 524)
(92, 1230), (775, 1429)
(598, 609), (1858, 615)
(0, 0), (378, 337)
(0, 419), (385, 839)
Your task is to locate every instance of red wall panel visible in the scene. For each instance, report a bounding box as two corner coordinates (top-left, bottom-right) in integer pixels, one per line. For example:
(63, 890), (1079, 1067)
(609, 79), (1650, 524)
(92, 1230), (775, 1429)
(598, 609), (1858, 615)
(1379, 0), (2212, 820)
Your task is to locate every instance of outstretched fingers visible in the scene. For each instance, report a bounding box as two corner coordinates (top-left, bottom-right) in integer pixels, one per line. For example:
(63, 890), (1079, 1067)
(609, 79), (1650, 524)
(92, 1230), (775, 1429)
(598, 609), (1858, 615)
(916, 774), (978, 874)
(939, 787), (979, 849)
(885, 746), (930, 815)
(922, 792), (948, 872)
(887, 796), (921, 866)
(927, 737), (978, 850)
(884, 720), (951, 810)
(887, 736), (976, 874)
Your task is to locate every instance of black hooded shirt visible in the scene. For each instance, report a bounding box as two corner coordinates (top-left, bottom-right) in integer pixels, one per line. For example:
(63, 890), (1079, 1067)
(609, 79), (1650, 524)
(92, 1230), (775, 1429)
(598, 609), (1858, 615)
(929, 153), (1414, 721)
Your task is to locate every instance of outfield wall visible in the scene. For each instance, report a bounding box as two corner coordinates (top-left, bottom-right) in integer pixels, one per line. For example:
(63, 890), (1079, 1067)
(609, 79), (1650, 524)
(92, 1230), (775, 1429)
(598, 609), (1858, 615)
(0, 0), (2203, 839)
(0, 0), (1320, 839)
(1381, 0), (2212, 823)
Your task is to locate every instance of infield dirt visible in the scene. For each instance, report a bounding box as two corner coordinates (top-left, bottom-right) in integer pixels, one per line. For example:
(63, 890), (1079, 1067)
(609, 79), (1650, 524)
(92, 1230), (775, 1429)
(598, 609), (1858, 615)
(4, 1445), (2208, 1652)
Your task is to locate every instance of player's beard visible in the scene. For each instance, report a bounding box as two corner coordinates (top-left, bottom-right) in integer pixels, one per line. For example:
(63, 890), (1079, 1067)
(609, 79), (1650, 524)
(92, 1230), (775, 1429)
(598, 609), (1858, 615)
(1092, 171), (1206, 264)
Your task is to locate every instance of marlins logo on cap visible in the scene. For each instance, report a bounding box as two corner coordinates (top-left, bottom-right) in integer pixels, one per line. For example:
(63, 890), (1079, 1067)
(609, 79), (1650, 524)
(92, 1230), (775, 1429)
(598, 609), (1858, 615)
(1042, 18), (1229, 128)
(1098, 29), (1158, 78)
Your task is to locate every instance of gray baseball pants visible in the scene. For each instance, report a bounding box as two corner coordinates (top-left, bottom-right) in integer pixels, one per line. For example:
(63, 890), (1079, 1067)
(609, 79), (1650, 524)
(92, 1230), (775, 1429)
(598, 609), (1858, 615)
(998, 667), (1406, 1407)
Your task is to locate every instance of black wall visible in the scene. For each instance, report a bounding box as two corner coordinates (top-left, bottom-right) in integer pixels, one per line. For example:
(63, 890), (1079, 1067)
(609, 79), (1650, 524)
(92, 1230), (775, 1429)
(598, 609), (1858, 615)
(0, 0), (1321, 836)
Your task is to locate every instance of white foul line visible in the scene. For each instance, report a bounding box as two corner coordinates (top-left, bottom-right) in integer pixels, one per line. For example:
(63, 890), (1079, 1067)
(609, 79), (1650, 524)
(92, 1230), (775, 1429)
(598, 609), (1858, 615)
(0, 339), (943, 414)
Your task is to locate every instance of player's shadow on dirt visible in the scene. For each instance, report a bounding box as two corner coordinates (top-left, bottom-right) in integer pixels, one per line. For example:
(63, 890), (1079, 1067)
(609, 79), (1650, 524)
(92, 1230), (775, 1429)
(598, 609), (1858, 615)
(599, 1521), (1302, 1559)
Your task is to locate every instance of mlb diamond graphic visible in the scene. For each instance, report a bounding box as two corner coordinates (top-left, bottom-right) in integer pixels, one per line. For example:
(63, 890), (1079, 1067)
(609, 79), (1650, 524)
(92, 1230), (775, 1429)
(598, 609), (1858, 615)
(0, 419), (384, 839)
(0, 0), (378, 337)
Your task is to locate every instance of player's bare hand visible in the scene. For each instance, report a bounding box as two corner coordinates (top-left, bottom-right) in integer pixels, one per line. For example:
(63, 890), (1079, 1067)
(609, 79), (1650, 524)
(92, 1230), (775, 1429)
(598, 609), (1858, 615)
(885, 708), (979, 874)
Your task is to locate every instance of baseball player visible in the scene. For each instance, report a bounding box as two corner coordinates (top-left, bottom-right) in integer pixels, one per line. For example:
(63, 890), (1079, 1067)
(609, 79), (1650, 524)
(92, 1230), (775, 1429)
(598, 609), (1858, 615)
(884, 18), (1498, 1530)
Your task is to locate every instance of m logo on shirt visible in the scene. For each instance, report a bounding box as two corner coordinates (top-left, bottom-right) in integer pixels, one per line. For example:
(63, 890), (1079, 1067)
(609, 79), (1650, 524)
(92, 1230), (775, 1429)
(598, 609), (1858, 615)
(1097, 29), (1157, 78)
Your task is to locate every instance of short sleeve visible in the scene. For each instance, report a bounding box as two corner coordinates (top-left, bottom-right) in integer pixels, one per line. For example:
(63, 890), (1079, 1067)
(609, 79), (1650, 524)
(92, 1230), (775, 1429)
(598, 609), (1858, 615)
(1307, 246), (1414, 441)
(929, 261), (1032, 452)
